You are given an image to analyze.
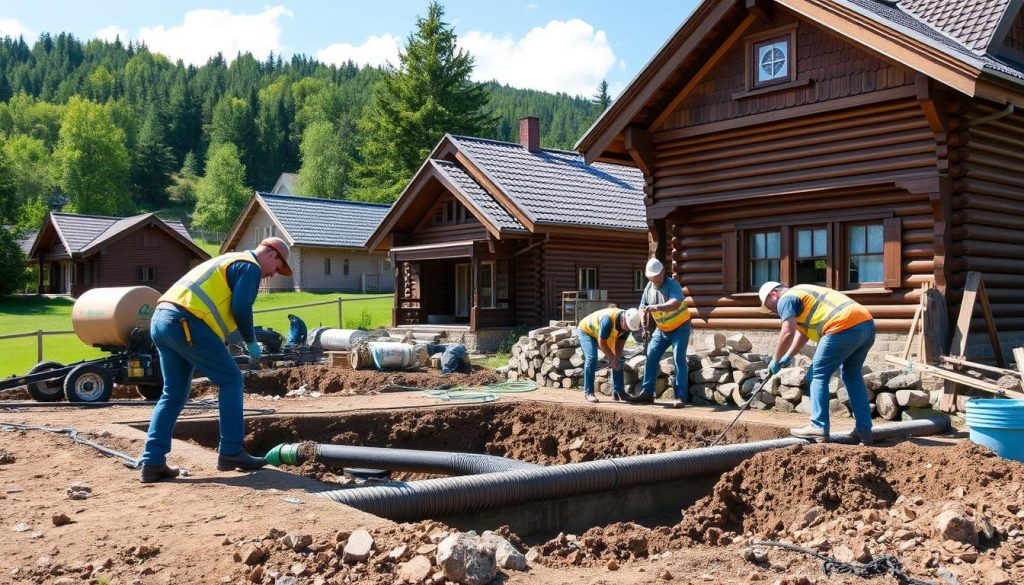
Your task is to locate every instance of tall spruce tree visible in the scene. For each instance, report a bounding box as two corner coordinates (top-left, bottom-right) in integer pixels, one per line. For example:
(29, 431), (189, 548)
(131, 105), (176, 208)
(354, 1), (496, 202)
(593, 80), (612, 114)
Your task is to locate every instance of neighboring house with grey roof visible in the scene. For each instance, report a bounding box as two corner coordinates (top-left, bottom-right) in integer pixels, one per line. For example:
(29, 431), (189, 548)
(26, 212), (209, 297)
(221, 192), (393, 293)
(271, 173), (299, 196)
(366, 117), (648, 347)
(576, 0), (1024, 370)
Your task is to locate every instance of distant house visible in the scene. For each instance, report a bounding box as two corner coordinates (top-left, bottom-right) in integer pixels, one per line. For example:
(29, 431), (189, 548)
(366, 117), (648, 351)
(575, 0), (1024, 362)
(221, 193), (394, 293)
(27, 212), (209, 297)
(271, 173), (299, 196)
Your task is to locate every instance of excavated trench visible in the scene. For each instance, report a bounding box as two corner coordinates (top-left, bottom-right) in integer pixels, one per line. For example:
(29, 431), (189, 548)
(166, 401), (796, 537)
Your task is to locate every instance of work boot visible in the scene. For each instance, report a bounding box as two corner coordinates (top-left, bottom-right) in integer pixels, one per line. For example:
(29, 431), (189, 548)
(140, 463), (180, 483)
(790, 424), (828, 442)
(217, 450), (267, 471)
(666, 398), (685, 409)
(584, 393), (599, 404)
(629, 394), (655, 405)
(848, 428), (874, 446)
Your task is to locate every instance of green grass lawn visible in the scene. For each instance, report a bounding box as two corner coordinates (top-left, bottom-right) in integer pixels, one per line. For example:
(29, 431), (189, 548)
(194, 238), (222, 257)
(0, 292), (393, 378)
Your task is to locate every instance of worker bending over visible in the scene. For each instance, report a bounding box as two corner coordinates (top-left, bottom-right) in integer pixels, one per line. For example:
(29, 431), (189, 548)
(637, 258), (691, 408)
(577, 307), (642, 403)
(759, 282), (875, 445)
(139, 237), (292, 483)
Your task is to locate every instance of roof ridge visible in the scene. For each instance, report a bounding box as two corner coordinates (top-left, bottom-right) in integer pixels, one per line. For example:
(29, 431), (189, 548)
(257, 192), (391, 207)
(448, 134), (583, 156)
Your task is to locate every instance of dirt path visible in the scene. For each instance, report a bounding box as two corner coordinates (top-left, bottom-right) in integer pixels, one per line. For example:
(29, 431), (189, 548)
(0, 372), (1020, 584)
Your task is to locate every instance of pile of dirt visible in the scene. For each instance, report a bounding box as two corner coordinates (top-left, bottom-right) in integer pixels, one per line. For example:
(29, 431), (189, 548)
(195, 364), (501, 397)
(530, 441), (1024, 583)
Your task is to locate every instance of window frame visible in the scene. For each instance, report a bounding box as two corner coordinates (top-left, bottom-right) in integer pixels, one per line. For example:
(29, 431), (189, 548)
(578, 267), (598, 291)
(744, 24), (798, 91)
(136, 265), (156, 282)
(480, 260), (496, 309)
(844, 221), (886, 289)
(728, 212), (901, 293)
(343, 258), (350, 276)
(746, 229), (783, 292)
(324, 257), (331, 276)
(793, 224), (830, 287)
(633, 269), (646, 292)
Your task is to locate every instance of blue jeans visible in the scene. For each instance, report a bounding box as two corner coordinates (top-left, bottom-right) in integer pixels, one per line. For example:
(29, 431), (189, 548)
(640, 321), (691, 401)
(808, 320), (876, 434)
(577, 329), (623, 396)
(142, 307), (246, 466)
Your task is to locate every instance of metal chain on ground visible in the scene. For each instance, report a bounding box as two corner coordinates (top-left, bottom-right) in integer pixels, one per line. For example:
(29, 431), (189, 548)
(0, 422), (142, 468)
(749, 540), (937, 585)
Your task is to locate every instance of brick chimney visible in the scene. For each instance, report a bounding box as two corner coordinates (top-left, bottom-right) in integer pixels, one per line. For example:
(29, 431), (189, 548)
(518, 116), (540, 152)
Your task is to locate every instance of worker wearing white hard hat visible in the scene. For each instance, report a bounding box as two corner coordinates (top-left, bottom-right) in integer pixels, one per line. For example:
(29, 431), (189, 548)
(636, 257), (691, 408)
(576, 307), (643, 403)
(759, 280), (875, 445)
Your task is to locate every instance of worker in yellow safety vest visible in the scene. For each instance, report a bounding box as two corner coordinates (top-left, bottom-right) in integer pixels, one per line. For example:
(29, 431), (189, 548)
(759, 281), (875, 445)
(637, 258), (691, 408)
(577, 307), (643, 403)
(139, 237), (292, 483)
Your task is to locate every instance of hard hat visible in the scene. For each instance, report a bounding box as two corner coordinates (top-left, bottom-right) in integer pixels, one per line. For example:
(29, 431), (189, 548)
(623, 308), (643, 331)
(758, 281), (783, 310)
(645, 258), (664, 278)
(258, 236), (293, 276)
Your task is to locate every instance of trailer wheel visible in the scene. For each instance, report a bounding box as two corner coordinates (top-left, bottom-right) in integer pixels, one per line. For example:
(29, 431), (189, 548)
(64, 364), (113, 403)
(136, 385), (163, 400)
(26, 361), (66, 402)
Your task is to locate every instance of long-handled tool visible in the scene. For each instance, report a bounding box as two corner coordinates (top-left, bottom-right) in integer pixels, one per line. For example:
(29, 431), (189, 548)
(709, 372), (774, 447)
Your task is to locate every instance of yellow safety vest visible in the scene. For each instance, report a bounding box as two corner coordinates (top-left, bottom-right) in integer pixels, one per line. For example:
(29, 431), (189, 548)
(578, 308), (627, 343)
(159, 252), (260, 341)
(782, 284), (872, 342)
(641, 282), (690, 332)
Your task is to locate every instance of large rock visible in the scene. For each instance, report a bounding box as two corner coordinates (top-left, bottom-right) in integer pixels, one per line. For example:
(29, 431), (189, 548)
(885, 372), (921, 391)
(902, 407), (942, 421)
(795, 396), (813, 415)
(343, 529), (374, 563)
(895, 389), (931, 407)
(705, 332), (726, 351)
(654, 377), (671, 398)
(933, 507), (978, 545)
(659, 357), (675, 376)
(829, 398), (850, 418)
(724, 334), (753, 353)
(778, 385), (803, 402)
(774, 398), (796, 413)
(778, 367), (807, 388)
(397, 555), (433, 583)
(554, 347), (576, 359)
(436, 533), (497, 585)
(691, 368), (731, 384)
(876, 392), (901, 421)
(481, 531), (528, 571)
(700, 357), (730, 369)
(689, 383), (716, 402)
(863, 370), (902, 392)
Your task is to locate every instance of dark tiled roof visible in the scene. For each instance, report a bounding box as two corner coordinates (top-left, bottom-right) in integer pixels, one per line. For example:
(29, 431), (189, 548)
(847, 0), (1024, 80)
(430, 160), (527, 232)
(258, 193), (391, 248)
(50, 212), (193, 253)
(450, 136), (647, 232)
(899, 0), (1008, 51)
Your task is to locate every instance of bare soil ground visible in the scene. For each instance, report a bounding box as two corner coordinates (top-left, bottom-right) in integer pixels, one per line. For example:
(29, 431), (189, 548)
(0, 367), (1022, 585)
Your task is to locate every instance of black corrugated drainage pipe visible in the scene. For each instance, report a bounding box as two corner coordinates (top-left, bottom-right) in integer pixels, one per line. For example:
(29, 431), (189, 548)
(265, 443), (539, 475)
(311, 417), (949, 522)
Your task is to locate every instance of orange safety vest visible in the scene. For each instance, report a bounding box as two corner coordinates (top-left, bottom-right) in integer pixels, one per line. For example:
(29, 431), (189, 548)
(578, 308), (627, 343)
(781, 284), (872, 342)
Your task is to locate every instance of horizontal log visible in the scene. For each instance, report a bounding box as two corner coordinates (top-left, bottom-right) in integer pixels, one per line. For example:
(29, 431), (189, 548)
(945, 287), (1024, 303)
(951, 256), (1024, 273)
(902, 228), (933, 245)
(952, 209), (1024, 230)
(884, 356), (1024, 398)
(674, 249), (720, 261)
(951, 224), (1024, 245)
(690, 304), (918, 319)
(673, 236), (720, 248)
(949, 272), (1024, 288)
(954, 179), (1024, 203)
(687, 317), (914, 332)
(681, 192), (928, 225)
(902, 243), (935, 258)
(676, 273), (722, 285)
(901, 217), (934, 230)
(685, 290), (923, 307)
(952, 240), (1024, 259)
(956, 166), (1024, 190)
(903, 259), (934, 273)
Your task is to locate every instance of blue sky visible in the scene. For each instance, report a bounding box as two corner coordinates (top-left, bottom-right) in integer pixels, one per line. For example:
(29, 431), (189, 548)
(0, 1), (702, 98)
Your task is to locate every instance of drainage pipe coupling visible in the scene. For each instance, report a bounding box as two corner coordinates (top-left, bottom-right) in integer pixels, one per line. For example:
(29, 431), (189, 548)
(265, 442), (539, 475)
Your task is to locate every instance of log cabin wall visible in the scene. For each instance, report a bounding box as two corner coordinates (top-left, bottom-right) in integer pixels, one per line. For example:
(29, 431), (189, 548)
(514, 243), (543, 326)
(408, 194), (489, 246)
(538, 234), (648, 323)
(948, 103), (1024, 348)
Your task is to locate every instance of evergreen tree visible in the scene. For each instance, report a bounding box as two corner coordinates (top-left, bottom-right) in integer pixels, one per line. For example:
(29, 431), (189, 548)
(592, 80), (611, 114)
(296, 120), (348, 198)
(53, 96), (132, 215)
(167, 151), (200, 208)
(192, 143), (249, 232)
(0, 227), (29, 297)
(131, 105), (176, 208)
(354, 1), (497, 202)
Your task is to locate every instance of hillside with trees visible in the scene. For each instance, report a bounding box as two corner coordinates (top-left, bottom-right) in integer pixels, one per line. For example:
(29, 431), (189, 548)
(0, 2), (610, 230)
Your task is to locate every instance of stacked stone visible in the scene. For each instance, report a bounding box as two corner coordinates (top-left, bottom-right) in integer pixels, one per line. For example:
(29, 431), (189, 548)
(685, 333), (772, 409)
(500, 326), (585, 389)
(864, 370), (929, 421)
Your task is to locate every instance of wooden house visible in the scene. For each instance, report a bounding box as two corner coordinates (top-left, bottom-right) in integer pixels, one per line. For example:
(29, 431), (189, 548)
(222, 193), (393, 293)
(576, 0), (1024, 362)
(27, 212), (209, 297)
(367, 117), (649, 351)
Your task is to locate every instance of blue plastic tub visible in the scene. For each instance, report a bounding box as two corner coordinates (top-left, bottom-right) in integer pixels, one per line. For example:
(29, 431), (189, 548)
(964, 398), (1024, 463)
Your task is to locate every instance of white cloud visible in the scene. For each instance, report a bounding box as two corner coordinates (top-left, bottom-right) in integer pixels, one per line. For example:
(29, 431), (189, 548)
(317, 34), (401, 68)
(460, 19), (616, 97)
(95, 25), (128, 43)
(137, 6), (292, 65)
(0, 18), (31, 40)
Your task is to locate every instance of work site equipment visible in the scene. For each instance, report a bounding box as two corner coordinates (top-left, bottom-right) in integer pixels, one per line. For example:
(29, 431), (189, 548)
(0, 287), (165, 402)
